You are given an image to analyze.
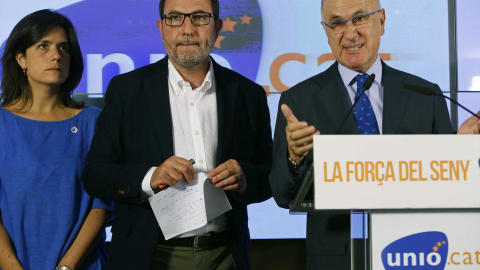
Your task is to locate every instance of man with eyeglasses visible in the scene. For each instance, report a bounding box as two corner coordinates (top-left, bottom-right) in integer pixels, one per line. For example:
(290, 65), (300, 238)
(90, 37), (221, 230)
(270, 0), (480, 269)
(83, 0), (273, 269)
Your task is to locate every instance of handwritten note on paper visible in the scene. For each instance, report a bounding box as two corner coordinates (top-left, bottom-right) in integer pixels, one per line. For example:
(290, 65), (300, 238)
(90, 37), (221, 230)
(148, 172), (232, 240)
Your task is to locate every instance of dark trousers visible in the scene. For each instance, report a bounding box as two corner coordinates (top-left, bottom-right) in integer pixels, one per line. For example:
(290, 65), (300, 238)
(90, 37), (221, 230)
(150, 243), (235, 270)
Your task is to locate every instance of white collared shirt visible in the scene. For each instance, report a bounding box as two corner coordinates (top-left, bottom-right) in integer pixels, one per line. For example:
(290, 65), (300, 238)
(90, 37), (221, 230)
(168, 59), (218, 175)
(142, 59), (227, 237)
(338, 55), (384, 133)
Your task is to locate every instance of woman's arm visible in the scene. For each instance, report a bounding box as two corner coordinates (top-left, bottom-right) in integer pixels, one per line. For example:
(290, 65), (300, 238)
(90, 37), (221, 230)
(0, 211), (23, 270)
(57, 208), (111, 269)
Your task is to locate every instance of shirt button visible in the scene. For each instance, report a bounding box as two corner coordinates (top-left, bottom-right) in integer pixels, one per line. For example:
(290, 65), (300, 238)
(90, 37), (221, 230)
(199, 160), (204, 164)
(208, 221), (212, 224)
(190, 102), (194, 107)
(195, 131), (199, 135)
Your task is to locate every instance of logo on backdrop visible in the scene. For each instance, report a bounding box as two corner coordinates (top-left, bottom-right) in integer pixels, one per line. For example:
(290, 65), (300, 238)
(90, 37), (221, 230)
(382, 231), (448, 269)
(53, 0), (263, 93)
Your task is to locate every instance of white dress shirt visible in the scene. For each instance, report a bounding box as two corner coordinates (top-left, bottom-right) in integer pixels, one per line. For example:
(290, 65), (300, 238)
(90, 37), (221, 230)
(141, 59), (227, 237)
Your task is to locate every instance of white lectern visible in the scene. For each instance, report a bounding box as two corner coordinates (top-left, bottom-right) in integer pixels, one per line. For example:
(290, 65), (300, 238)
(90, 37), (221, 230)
(290, 135), (480, 270)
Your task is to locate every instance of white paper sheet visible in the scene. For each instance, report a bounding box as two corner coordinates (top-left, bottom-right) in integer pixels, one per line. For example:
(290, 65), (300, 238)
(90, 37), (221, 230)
(148, 172), (232, 240)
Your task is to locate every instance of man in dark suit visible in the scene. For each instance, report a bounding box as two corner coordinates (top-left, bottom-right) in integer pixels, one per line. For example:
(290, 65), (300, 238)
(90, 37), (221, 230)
(82, 0), (272, 269)
(269, 0), (480, 269)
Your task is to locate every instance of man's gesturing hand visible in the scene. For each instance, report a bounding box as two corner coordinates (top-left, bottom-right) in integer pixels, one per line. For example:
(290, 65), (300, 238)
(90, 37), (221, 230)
(150, 156), (196, 190)
(458, 110), (480, 134)
(281, 104), (320, 165)
(208, 159), (245, 191)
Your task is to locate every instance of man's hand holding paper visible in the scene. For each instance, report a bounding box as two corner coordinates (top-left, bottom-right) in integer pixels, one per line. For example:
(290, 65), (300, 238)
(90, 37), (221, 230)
(148, 172), (232, 240)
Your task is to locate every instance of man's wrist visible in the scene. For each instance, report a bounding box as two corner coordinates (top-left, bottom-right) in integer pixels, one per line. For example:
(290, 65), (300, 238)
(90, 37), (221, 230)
(142, 167), (157, 197)
(288, 156), (304, 170)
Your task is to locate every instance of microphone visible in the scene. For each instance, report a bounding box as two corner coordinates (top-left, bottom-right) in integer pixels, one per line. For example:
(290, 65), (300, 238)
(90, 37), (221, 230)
(335, 74), (376, 134)
(404, 84), (480, 121)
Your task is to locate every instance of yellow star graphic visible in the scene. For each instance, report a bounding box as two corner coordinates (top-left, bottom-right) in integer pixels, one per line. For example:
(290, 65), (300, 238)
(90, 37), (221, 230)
(240, 14), (252, 24)
(222, 16), (237, 32)
(433, 246), (439, 252)
(214, 36), (225, 49)
(443, 241), (446, 244)
(437, 242), (442, 247)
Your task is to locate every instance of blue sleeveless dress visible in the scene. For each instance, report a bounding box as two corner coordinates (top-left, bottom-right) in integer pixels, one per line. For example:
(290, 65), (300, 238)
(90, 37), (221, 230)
(0, 106), (114, 270)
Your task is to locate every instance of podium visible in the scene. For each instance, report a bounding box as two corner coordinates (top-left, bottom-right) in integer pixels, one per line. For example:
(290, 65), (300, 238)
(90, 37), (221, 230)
(290, 135), (480, 270)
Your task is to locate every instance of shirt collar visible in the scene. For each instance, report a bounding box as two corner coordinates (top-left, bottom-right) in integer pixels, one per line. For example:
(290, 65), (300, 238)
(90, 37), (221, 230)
(338, 55), (383, 89)
(167, 58), (214, 95)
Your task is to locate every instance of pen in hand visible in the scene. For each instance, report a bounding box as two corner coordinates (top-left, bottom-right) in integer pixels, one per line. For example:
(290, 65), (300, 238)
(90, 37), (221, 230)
(158, 159), (195, 190)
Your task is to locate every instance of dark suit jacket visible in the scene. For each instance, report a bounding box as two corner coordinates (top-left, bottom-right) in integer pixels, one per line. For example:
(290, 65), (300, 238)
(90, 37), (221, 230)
(269, 61), (454, 270)
(83, 57), (272, 270)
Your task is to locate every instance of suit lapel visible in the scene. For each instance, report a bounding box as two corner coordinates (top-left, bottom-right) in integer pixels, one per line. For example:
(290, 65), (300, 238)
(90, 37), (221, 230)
(213, 61), (238, 165)
(381, 62), (410, 134)
(143, 58), (174, 159)
(314, 62), (358, 134)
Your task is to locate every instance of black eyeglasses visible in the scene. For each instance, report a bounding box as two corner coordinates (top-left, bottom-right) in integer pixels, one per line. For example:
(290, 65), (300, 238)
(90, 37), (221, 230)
(163, 12), (216, 27)
(323, 9), (383, 34)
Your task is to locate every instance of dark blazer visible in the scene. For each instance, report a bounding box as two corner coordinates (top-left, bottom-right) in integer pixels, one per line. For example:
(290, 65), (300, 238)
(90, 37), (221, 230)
(269, 61), (454, 270)
(83, 57), (272, 270)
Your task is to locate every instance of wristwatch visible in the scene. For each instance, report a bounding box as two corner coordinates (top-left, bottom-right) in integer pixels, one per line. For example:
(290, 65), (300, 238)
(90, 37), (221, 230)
(55, 265), (72, 270)
(288, 156), (303, 170)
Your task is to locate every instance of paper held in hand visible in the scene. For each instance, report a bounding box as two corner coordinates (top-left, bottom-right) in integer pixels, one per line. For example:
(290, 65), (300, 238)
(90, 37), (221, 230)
(148, 172), (232, 240)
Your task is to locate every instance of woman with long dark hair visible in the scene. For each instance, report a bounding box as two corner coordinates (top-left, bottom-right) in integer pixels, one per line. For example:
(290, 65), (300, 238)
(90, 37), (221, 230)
(0, 9), (113, 270)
